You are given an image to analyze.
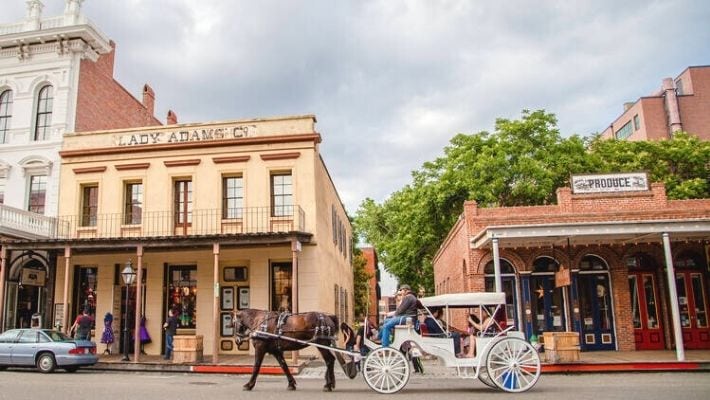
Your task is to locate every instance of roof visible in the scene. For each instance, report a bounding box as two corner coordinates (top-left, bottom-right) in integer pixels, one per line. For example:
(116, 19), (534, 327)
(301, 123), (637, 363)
(420, 292), (506, 308)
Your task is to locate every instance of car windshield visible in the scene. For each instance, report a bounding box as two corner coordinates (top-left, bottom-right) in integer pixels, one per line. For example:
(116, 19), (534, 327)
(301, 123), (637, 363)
(44, 330), (72, 341)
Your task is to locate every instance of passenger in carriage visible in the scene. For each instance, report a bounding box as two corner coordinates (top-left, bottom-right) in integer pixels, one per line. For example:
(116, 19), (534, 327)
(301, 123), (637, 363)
(464, 306), (493, 357)
(379, 284), (418, 348)
(423, 307), (467, 357)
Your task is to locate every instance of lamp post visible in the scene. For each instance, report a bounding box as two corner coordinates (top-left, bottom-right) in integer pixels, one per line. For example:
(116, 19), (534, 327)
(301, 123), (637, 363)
(121, 260), (136, 362)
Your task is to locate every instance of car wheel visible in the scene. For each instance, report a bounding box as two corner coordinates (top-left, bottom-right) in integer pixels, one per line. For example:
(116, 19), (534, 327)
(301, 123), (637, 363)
(36, 353), (56, 373)
(64, 366), (79, 373)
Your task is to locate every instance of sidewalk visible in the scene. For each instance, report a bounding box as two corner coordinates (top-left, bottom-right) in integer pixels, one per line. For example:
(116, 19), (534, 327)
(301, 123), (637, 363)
(87, 349), (710, 375)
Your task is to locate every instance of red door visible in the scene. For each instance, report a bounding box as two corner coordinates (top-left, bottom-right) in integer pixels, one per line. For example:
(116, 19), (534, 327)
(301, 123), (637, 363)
(629, 273), (664, 350)
(675, 272), (710, 349)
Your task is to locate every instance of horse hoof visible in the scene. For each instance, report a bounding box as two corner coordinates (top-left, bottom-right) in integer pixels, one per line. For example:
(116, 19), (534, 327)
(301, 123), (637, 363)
(288, 385), (297, 391)
(242, 384), (254, 391)
(322, 385), (333, 392)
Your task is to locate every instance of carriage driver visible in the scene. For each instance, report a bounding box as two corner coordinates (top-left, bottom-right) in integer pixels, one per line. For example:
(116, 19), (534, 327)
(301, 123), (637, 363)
(379, 284), (418, 348)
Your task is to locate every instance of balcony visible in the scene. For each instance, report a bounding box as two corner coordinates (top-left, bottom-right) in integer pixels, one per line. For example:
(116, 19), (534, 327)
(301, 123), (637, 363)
(53, 206), (306, 240)
(0, 204), (59, 239)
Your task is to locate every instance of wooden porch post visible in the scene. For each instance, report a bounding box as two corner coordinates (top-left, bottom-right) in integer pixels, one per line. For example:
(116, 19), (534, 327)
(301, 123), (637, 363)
(133, 245), (144, 362)
(213, 243), (220, 364)
(62, 247), (71, 334)
(0, 246), (7, 329)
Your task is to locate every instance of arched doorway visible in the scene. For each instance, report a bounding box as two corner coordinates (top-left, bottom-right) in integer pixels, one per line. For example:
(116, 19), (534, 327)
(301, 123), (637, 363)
(484, 259), (519, 329)
(530, 257), (566, 336)
(577, 255), (615, 350)
(5, 256), (48, 330)
(674, 251), (710, 349)
(627, 253), (664, 350)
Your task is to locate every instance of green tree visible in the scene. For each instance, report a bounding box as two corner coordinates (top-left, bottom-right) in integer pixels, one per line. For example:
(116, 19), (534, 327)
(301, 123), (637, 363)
(587, 132), (709, 199)
(356, 110), (590, 292)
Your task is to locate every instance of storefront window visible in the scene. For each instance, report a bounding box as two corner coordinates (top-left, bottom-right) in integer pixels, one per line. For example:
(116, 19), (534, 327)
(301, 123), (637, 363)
(271, 262), (292, 312)
(74, 267), (97, 328)
(168, 266), (197, 328)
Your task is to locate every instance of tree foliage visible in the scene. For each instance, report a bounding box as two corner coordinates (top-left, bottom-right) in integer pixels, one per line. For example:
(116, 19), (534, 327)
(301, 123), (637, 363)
(354, 110), (710, 293)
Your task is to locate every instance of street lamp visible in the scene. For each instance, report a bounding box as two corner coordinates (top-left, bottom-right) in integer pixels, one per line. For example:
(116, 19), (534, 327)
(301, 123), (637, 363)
(121, 260), (136, 362)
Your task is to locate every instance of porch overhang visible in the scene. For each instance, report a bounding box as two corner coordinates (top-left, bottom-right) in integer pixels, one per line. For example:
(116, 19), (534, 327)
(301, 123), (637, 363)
(0, 231), (313, 253)
(470, 218), (710, 249)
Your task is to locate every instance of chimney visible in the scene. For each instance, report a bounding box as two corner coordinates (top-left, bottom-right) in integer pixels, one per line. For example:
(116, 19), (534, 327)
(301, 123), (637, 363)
(142, 84), (155, 117)
(662, 77), (682, 135)
(167, 110), (178, 125)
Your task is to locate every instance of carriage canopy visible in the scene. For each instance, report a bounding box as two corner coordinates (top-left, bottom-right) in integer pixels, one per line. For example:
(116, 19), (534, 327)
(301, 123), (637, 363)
(419, 292), (506, 308)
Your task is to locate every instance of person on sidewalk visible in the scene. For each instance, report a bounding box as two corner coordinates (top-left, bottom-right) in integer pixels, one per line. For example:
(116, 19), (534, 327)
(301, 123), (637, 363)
(379, 284), (418, 348)
(162, 309), (178, 360)
(70, 309), (93, 341)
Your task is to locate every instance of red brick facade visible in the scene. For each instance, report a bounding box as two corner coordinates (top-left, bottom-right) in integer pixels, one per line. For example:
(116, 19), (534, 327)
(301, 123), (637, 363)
(75, 42), (162, 132)
(361, 247), (380, 320)
(433, 182), (710, 352)
(601, 65), (710, 141)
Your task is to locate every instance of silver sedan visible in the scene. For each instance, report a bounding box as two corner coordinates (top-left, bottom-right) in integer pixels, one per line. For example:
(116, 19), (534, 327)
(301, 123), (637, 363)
(0, 329), (98, 373)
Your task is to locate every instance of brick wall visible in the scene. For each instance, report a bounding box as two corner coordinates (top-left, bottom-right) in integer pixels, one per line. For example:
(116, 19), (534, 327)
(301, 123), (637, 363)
(75, 43), (162, 132)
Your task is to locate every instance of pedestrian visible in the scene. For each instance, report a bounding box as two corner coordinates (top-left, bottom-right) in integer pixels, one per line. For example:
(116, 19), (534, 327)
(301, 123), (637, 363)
(100, 312), (114, 354)
(162, 309), (178, 360)
(70, 309), (93, 340)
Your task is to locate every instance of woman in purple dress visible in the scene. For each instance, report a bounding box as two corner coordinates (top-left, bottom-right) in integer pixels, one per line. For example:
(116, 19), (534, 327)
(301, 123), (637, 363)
(100, 312), (114, 355)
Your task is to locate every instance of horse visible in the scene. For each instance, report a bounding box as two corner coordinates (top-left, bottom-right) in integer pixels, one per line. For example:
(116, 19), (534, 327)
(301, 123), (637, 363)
(233, 309), (357, 391)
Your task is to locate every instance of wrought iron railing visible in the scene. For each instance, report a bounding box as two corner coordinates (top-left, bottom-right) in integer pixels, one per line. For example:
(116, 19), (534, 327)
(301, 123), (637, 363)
(53, 206), (306, 239)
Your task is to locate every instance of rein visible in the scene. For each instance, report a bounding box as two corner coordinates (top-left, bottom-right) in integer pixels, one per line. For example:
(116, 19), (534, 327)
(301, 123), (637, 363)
(234, 311), (336, 344)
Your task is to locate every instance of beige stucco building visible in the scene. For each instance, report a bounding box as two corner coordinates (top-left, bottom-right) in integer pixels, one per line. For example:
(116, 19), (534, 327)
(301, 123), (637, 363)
(2, 114), (353, 360)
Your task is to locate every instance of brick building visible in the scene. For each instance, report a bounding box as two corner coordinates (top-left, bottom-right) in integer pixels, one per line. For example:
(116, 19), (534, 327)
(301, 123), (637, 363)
(601, 66), (710, 141)
(360, 247), (381, 321)
(433, 172), (710, 352)
(0, 1), (169, 332)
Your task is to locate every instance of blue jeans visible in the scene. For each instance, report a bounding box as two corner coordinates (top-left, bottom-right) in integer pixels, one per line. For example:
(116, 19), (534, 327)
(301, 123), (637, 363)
(379, 316), (408, 347)
(165, 334), (174, 359)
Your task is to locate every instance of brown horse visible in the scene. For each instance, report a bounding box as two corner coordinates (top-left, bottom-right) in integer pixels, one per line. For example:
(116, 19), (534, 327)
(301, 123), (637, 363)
(233, 309), (355, 391)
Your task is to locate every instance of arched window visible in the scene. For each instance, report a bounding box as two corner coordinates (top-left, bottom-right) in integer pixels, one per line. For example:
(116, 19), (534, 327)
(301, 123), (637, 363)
(533, 256), (558, 273)
(579, 255), (608, 271)
(34, 85), (53, 141)
(675, 251), (703, 269)
(484, 259), (516, 275)
(0, 89), (12, 143)
(625, 253), (657, 271)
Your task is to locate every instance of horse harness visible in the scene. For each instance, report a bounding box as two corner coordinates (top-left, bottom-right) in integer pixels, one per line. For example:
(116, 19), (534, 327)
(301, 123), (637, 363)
(247, 312), (337, 347)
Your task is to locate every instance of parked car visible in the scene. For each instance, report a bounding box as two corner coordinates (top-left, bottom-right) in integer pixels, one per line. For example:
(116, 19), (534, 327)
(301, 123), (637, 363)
(0, 329), (98, 373)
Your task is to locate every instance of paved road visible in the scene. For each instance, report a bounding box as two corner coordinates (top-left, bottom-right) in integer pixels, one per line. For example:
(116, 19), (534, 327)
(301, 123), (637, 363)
(0, 370), (709, 399)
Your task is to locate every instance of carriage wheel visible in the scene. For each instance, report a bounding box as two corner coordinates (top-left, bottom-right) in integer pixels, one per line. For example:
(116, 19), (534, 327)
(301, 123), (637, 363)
(485, 338), (541, 393)
(362, 347), (411, 394)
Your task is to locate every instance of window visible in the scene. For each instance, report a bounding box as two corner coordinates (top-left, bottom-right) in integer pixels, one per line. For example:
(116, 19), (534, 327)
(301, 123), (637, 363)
(124, 182), (143, 224)
(222, 176), (243, 219)
(28, 175), (47, 214)
(81, 185), (98, 226)
(675, 78), (684, 95)
(615, 121), (633, 140)
(174, 180), (192, 225)
(633, 114), (640, 131)
(34, 85), (53, 141)
(271, 262), (292, 312)
(271, 172), (292, 217)
(168, 265), (197, 329)
(73, 266), (97, 329)
(0, 89), (12, 143)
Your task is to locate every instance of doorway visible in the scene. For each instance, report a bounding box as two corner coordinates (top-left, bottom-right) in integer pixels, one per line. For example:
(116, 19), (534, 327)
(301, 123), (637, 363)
(530, 257), (566, 337)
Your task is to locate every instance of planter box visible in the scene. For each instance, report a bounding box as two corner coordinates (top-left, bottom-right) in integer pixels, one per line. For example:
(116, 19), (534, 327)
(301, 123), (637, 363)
(173, 335), (203, 363)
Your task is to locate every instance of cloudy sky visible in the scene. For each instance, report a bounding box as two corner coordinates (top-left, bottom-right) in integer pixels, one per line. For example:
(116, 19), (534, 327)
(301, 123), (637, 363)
(5, 1), (710, 216)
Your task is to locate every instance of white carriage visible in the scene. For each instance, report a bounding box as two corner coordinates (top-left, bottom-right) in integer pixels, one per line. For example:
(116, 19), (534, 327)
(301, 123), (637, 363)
(360, 292), (541, 394)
